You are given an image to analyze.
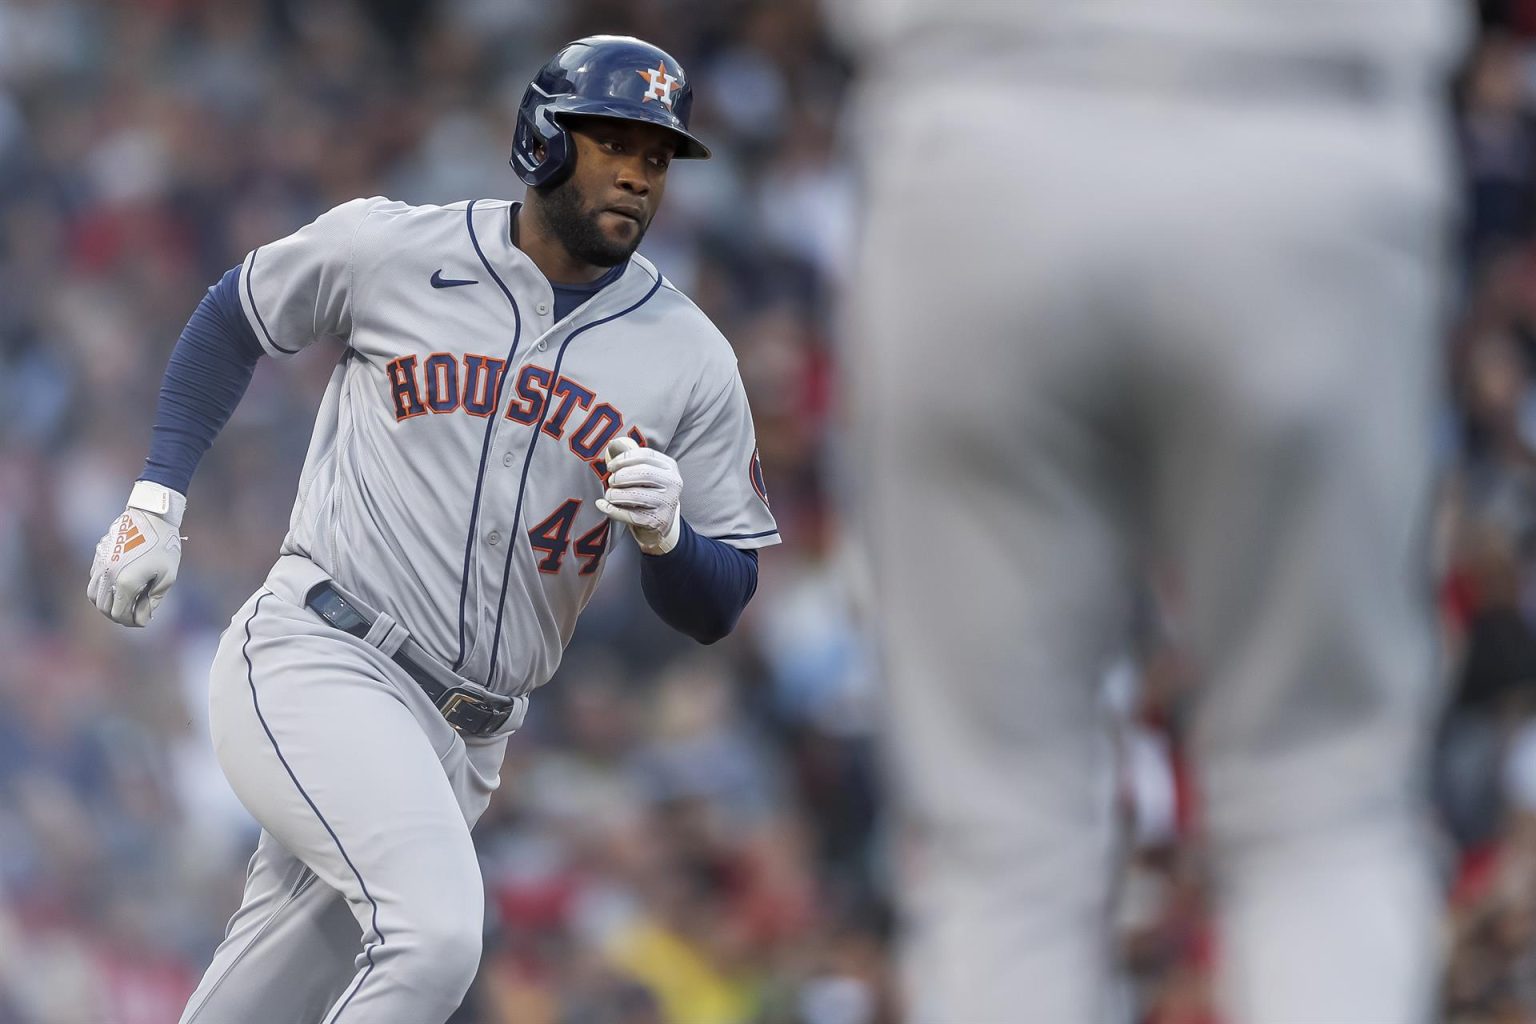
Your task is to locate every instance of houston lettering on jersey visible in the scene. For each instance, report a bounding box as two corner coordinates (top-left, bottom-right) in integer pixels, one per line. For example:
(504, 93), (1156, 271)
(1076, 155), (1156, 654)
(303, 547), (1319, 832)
(386, 354), (645, 478)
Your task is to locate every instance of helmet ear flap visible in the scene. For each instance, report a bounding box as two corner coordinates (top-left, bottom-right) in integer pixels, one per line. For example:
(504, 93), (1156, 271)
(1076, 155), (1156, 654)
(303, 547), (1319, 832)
(511, 94), (576, 188)
(532, 125), (574, 189)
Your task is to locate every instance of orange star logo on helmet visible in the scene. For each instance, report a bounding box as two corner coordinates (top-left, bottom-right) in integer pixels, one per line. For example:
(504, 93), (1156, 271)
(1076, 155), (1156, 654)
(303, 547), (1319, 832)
(636, 60), (679, 108)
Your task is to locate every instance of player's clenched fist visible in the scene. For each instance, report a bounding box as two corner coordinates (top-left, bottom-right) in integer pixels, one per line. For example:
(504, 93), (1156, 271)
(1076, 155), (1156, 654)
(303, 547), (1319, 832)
(597, 437), (682, 555)
(86, 480), (186, 627)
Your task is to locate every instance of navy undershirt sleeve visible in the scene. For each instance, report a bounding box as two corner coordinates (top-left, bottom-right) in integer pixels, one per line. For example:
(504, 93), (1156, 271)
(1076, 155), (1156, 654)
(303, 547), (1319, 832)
(140, 266), (263, 494)
(639, 518), (759, 644)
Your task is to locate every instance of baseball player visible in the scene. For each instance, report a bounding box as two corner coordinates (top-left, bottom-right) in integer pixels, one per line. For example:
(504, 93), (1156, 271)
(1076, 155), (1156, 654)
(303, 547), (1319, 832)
(84, 36), (778, 1024)
(837, 2), (1465, 1022)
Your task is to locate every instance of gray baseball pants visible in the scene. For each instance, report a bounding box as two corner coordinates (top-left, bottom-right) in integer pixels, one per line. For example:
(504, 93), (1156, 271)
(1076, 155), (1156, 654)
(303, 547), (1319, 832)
(178, 557), (516, 1024)
(850, 68), (1452, 1024)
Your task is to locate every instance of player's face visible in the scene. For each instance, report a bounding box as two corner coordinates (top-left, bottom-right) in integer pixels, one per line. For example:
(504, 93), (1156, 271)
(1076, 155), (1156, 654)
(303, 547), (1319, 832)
(540, 118), (675, 268)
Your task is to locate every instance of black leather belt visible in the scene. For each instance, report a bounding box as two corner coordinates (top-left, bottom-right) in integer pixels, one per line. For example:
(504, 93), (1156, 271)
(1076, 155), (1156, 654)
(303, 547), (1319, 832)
(304, 581), (513, 737)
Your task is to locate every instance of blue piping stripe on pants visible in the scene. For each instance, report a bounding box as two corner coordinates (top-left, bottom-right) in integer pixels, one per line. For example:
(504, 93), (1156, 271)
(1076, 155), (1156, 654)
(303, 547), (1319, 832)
(241, 591), (384, 1022)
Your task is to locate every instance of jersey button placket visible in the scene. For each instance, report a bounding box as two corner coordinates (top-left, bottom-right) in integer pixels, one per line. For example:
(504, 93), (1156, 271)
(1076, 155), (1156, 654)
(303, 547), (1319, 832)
(487, 530), (501, 546)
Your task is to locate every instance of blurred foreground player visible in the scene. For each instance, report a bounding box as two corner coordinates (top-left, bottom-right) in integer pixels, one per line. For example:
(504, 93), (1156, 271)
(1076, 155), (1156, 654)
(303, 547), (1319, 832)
(839, 3), (1467, 1021)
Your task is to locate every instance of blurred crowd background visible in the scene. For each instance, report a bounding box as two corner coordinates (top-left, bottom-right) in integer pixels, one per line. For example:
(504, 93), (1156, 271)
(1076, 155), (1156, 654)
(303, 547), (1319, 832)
(0, 1), (1531, 1023)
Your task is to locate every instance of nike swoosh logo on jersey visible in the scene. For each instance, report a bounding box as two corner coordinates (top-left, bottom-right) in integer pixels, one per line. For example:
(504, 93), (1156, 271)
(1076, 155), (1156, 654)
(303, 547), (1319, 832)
(430, 269), (478, 289)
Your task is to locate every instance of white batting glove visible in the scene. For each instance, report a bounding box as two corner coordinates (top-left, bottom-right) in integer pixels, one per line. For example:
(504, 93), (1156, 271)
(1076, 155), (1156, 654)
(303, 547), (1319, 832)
(596, 437), (683, 555)
(86, 480), (186, 627)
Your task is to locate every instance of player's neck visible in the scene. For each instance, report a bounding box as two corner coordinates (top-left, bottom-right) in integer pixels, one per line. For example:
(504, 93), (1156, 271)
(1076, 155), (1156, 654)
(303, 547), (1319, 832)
(513, 201), (610, 285)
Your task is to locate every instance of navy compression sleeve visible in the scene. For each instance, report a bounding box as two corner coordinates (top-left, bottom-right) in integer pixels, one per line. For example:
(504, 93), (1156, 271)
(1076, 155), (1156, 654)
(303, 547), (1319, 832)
(140, 266), (263, 494)
(640, 519), (759, 644)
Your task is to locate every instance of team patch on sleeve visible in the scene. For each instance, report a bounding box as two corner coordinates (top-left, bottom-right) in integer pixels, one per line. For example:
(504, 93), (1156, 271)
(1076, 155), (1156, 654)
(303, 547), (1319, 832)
(750, 447), (769, 507)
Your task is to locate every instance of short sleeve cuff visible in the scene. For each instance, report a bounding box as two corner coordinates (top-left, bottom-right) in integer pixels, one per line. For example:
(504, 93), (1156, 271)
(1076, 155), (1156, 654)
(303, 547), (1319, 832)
(706, 527), (782, 550)
(237, 247), (302, 359)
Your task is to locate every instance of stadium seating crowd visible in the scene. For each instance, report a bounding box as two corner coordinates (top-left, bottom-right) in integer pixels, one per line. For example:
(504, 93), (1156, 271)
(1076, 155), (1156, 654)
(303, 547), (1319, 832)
(0, 2), (1529, 1022)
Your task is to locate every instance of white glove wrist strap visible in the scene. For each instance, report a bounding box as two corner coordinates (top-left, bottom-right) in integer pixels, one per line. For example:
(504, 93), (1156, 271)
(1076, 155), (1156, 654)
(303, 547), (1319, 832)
(639, 512), (682, 556)
(661, 512), (681, 553)
(127, 480), (187, 528)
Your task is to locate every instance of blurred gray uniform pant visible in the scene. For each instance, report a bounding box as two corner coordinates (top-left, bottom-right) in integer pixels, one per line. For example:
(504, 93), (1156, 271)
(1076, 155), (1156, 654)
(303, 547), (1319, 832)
(850, 68), (1451, 1024)
(179, 558), (510, 1024)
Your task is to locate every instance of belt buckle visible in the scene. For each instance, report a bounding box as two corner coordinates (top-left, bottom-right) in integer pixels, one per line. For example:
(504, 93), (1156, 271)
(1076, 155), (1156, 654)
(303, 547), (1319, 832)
(437, 686), (510, 736)
(437, 688), (481, 733)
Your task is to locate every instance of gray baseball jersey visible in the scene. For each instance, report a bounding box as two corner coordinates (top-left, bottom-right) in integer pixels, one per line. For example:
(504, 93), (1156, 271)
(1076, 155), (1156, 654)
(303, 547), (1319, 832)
(236, 196), (779, 697)
(179, 194), (778, 1024)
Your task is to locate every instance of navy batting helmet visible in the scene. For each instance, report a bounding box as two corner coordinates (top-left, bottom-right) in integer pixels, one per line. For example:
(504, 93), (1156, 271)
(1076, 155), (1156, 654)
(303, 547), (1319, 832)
(511, 35), (710, 189)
